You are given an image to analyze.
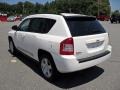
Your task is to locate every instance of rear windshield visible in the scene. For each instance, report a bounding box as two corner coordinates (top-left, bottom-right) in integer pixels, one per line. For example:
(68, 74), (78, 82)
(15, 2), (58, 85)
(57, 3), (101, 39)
(65, 17), (106, 37)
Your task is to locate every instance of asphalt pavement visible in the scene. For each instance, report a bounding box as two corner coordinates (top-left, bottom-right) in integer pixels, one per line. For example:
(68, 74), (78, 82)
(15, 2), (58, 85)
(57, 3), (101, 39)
(0, 21), (120, 90)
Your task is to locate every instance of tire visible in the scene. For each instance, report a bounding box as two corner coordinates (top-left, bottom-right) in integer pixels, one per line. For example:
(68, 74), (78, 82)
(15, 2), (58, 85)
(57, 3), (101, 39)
(119, 20), (120, 23)
(110, 20), (113, 24)
(9, 39), (16, 55)
(39, 54), (57, 81)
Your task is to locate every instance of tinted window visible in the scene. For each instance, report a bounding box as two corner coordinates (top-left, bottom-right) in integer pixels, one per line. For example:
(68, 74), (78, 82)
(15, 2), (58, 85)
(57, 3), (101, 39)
(29, 18), (56, 33)
(65, 17), (106, 36)
(19, 19), (30, 31)
(43, 18), (56, 33)
(29, 18), (43, 33)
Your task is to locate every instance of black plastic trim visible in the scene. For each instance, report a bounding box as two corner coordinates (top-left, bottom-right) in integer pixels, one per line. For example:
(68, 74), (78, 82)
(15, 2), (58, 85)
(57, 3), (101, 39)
(78, 50), (110, 63)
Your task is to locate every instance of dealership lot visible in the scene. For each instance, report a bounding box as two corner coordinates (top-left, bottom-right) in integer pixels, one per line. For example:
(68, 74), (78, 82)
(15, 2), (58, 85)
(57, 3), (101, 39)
(0, 21), (120, 90)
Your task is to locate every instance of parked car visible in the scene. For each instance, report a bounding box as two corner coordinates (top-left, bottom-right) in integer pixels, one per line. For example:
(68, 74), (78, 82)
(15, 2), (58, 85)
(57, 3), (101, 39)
(15, 16), (21, 21)
(7, 16), (15, 22)
(97, 15), (110, 21)
(110, 15), (120, 23)
(8, 13), (112, 81)
(7, 16), (20, 22)
(0, 14), (7, 22)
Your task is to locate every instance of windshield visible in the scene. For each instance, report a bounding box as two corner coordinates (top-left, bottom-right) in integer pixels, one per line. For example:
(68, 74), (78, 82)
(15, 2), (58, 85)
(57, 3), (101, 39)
(65, 17), (106, 37)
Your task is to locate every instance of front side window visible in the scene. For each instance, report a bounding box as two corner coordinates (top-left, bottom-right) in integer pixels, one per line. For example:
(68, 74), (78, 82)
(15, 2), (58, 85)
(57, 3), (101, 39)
(65, 17), (106, 37)
(19, 19), (30, 31)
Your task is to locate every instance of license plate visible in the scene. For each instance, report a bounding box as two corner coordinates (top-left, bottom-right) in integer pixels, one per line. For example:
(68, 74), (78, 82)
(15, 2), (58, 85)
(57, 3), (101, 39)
(87, 41), (104, 48)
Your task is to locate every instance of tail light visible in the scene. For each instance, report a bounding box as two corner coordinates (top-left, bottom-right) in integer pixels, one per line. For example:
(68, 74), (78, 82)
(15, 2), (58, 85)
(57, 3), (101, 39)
(60, 37), (74, 55)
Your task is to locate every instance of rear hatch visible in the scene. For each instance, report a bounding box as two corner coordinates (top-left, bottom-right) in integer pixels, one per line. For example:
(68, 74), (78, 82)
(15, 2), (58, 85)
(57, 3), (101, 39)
(64, 16), (109, 61)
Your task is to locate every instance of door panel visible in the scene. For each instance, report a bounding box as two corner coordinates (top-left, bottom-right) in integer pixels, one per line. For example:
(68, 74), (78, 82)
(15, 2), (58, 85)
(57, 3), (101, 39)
(15, 19), (31, 54)
(22, 32), (35, 57)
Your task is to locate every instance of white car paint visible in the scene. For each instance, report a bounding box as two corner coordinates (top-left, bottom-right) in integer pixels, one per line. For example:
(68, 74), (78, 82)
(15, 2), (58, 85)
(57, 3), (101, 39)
(8, 13), (112, 73)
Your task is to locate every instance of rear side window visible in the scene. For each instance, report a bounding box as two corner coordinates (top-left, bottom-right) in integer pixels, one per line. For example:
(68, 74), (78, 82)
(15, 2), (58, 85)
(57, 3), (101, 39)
(65, 17), (106, 37)
(44, 18), (56, 33)
(29, 18), (43, 33)
(29, 18), (56, 33)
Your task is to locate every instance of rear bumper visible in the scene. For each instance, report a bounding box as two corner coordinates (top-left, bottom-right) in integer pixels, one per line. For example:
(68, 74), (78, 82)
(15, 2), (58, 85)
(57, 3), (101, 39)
(78, 50), (110, 63)
(52, 45), (112, 73)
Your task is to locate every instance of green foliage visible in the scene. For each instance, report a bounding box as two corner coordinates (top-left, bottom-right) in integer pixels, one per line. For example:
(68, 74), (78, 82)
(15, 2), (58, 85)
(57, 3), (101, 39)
(0, 0), (111, 16)
(112, 10), (120, 16)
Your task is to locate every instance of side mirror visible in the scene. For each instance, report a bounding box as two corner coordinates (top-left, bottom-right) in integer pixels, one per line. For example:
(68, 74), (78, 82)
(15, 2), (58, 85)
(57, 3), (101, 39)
(12, 25), (18, 31)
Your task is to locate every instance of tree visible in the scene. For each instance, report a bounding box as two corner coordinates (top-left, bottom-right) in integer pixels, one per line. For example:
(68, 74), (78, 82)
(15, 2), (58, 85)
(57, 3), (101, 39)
(112, 10), (120, 17)
(0, 0), (111, 16)
(34, 3), (43, 13)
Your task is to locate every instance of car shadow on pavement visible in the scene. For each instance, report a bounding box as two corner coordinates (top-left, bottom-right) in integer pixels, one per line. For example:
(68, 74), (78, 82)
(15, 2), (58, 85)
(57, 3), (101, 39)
(12, 51), (104, 89)
(52, 66), (104, 89)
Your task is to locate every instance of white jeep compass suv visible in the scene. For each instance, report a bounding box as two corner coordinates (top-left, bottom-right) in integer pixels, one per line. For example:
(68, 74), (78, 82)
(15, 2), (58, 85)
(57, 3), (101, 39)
(8, 13), (112, 80)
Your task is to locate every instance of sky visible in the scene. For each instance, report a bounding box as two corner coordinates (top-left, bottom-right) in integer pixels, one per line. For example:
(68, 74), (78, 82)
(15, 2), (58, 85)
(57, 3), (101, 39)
(0, 0), (120, 11)
(0, 0), (52, 4)
(109, 0), (120, 11)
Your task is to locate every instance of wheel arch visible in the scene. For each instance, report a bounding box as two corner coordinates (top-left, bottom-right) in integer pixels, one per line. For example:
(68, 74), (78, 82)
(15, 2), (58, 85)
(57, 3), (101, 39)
(38, 49), (58, 71)
(38, 49), (53, 61)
